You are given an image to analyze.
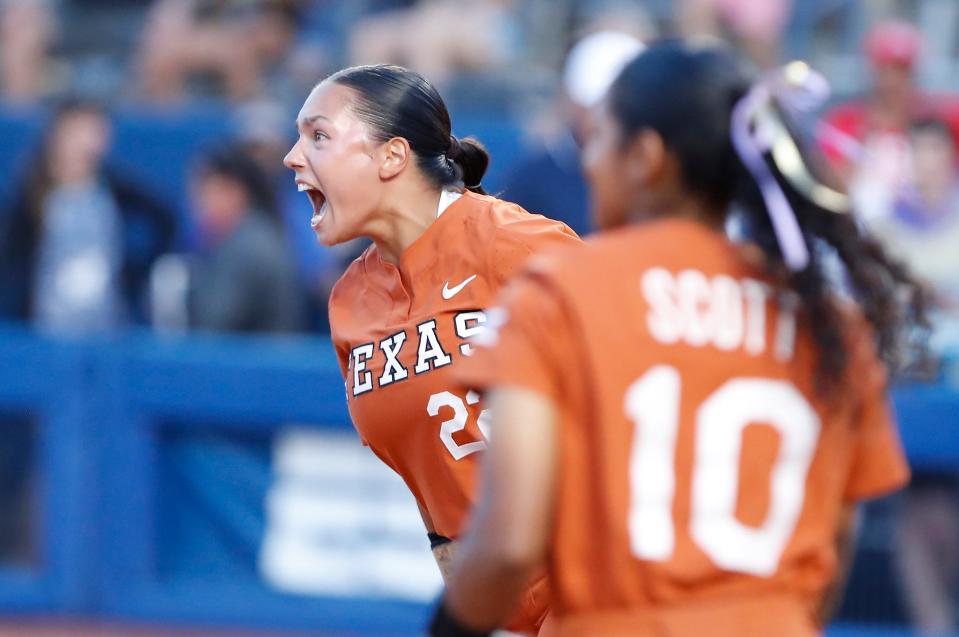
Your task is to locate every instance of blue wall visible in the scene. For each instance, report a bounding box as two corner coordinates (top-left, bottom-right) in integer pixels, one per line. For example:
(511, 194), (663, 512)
(0, 324), (957, 635)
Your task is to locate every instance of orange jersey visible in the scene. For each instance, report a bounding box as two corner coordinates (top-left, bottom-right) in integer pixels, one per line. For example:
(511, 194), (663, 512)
(328, 191), (578, 631)
(458, 218), (909, 637)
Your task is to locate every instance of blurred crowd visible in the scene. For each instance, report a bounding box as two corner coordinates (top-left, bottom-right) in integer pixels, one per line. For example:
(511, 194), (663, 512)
(2, 0), (959, 633)
(1, 0), (957, 340)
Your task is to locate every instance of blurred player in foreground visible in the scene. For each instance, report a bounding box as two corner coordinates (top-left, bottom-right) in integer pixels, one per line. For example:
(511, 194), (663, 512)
(283, 64), (580, 634)
(429, 42), (929, 637)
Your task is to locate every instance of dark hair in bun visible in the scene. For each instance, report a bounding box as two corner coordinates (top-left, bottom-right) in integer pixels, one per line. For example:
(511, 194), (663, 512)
(330, 64), (489, 194)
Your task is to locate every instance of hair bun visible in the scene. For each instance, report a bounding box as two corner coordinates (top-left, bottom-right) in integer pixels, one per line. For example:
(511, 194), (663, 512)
(448, 135), (489, 193)
(446, 135), (463, 160)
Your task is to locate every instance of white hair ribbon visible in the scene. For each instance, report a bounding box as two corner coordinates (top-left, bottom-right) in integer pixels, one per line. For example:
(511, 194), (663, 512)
(730, 62), (831, 271)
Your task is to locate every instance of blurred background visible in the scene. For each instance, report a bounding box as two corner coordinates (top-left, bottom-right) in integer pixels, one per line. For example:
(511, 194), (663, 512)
(0, 0), (958, 635)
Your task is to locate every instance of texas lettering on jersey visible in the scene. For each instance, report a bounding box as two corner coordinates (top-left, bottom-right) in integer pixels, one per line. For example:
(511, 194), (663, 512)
(347, 310), (487, 397)
(328, 191), (580, 543)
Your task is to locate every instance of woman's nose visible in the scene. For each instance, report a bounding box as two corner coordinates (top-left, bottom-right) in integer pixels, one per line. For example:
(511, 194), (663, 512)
(283, 141), (303, 170)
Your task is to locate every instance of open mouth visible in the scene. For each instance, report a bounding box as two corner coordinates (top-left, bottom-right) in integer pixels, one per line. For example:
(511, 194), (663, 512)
(297, 182), (328, 228)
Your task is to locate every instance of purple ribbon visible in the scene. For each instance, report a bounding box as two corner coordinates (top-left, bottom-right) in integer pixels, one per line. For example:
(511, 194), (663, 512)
(730, 63), (831, 271)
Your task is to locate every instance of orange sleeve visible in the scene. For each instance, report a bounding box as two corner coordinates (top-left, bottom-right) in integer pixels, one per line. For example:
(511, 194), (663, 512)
(456, 267), (573, 404)
(843, 330), (910, 501)
(487, 213), (580, 286)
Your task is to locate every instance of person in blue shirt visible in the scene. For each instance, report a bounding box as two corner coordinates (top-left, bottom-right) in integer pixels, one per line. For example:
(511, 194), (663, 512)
(502, 30), (643, 237)
(0, 98), (176, 332)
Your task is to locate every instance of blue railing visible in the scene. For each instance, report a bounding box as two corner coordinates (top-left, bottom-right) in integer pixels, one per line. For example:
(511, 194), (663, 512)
(0, 325), (424, 634)
(0, 323), (956, 635)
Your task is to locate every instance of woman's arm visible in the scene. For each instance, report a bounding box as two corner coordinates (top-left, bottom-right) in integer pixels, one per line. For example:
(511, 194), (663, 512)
(417, 499), (458, 582)
(816, 503), (860, 626)
(432, 541), (457, 583)
(439, 386), (559, 632)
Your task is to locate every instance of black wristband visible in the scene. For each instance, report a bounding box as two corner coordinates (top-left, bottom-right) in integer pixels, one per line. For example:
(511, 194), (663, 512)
(428, 532), (453, 549)
(428, 597), (492, 637)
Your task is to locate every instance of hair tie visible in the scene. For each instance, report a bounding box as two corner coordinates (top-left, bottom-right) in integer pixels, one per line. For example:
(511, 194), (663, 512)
(730, 61), (833, 272)
(446, 135), (462, 161)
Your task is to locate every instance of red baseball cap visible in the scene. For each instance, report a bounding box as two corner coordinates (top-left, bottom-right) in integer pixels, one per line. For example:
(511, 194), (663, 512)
(865, 20), (922, 68)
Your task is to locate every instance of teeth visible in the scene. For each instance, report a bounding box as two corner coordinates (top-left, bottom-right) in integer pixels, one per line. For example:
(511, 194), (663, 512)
(297, 183), (310, 192)
(311, 201), (329, 228)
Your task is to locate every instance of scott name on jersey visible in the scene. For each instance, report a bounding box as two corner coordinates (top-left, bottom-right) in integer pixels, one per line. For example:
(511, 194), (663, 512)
(642, 267), (798, 360)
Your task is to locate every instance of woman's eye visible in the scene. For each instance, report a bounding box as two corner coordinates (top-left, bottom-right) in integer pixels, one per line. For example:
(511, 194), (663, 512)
(314, 131), (328, 142)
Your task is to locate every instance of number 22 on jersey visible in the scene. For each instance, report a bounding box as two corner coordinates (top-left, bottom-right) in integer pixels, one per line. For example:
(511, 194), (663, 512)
(428, 390), (491, 460)
(626, 365), (821, 576)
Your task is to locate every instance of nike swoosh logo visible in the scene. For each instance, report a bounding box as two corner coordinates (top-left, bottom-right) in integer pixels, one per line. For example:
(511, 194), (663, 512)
(442, 274), (478, 300)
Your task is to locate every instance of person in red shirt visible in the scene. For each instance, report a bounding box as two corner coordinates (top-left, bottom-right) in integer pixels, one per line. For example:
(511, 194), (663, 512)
(430, 42), (929, 637)
(822, 20), (959, 218)
(283, 64), (580, 635)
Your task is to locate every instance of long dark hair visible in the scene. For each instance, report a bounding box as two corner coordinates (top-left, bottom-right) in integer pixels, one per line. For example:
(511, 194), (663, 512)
(24, 98), (109, 223)
(607, 41), (928, 391)
(327, 64), (490, 195)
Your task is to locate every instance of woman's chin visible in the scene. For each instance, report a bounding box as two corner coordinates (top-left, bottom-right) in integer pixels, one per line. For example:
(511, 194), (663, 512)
(312, 226), (335, 246)
(311, 220), (342, 247)
(310, 211), (333, 244)
(311, 210), (356, 247)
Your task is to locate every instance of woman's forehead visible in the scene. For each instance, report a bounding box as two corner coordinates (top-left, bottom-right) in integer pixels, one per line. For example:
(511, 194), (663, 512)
(298, 82), (357, 127)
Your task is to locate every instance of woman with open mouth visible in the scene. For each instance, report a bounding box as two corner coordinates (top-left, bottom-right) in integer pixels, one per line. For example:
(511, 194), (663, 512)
(284, 63), (582, 636)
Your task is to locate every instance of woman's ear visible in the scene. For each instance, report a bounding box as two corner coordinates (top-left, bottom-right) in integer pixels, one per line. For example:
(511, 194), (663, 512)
(379, 137), (411, 180)
(624, 129), (667, 188)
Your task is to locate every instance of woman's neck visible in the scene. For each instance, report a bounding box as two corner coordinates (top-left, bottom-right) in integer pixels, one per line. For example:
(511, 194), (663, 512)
(371, 187), (445, 265)
(630, 190), (723, 230)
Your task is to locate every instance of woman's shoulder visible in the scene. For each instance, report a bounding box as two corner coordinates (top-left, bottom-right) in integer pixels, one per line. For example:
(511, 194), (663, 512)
(464, 190), (555, 223)
(450, 191), (581, 284)
(458, 191), (580, 244)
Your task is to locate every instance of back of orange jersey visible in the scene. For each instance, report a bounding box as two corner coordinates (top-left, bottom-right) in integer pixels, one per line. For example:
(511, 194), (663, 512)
(459, 218), (908, 628)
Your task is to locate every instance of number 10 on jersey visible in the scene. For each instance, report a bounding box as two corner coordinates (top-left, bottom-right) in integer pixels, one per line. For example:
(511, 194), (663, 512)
(626, 365), (821, 576)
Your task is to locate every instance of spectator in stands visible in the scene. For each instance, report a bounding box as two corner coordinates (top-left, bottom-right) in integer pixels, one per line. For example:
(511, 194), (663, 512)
(870, 117), (959, 636)
(822, 19), (959, 220)
(137, 0), (302, 103)
(347, 0), (519, 87)
(0, 98), (176, 333)
(186, 146), (303, 333)
(0, 0), (58, 102)
(502, 29), (643, 236)
(870, 118), (959, 312)
(677, 0), (793, 68)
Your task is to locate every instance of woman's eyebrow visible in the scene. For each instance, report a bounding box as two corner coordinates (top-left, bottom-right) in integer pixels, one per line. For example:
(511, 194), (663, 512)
(296, 114), (331, 128)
